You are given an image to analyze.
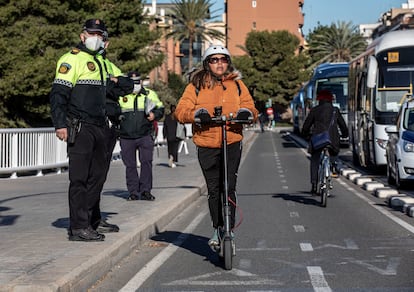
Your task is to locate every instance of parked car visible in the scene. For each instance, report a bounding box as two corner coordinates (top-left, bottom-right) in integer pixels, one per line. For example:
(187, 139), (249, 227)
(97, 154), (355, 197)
(385, 98), (414, 188)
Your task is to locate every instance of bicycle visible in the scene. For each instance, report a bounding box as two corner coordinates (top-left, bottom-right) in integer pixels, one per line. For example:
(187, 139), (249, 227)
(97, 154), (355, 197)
(316, 146), (332, 207)
(195, 106), (252, 270)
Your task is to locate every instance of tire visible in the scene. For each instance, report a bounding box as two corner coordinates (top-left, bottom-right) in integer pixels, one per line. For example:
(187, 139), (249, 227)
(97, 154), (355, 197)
(223, 239), (233, 270)
(320, 163), (328, 207)
(396, 165), (404, 190)
(320, 180), (328, 207)
(387, 163), (395, 185)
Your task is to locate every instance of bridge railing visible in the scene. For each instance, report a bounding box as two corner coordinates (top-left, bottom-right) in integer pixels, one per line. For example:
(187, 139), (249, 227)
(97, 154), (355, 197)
(0, 123), (193, 179)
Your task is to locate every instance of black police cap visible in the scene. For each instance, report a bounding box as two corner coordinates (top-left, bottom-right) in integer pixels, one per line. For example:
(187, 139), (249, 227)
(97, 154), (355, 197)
(83, 19), (107, 33)
(128, 71), (141, 80)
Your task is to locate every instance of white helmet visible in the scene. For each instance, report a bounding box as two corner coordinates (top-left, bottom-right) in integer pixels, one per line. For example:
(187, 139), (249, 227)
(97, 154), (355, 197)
(202, 45), (231, 61)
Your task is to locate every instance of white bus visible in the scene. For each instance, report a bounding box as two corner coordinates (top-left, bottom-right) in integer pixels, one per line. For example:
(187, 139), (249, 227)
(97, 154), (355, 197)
(348, 30), (414, 167)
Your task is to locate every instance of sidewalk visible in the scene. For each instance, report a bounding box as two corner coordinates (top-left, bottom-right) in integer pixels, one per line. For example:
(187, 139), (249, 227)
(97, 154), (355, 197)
(0, 130), (257, 292)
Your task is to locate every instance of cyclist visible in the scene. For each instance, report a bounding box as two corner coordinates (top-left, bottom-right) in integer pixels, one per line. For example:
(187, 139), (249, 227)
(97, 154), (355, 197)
(302, 90), (348, 194)
(175, 45), (258, 247)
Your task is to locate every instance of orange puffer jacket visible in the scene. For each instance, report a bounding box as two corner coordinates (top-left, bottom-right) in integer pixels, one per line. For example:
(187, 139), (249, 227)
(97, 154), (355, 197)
(175, 76), (258, 148)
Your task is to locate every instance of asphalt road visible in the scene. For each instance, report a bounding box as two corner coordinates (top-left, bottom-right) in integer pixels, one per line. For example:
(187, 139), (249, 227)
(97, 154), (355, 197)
(90, 130), (414, 291)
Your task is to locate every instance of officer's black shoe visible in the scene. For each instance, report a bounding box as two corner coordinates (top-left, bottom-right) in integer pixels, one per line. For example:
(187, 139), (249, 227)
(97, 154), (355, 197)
(69, 227), (105, 242)
(127, 193), (141, 201)
(96, 219), (119, 233)
(141, 191), (155, 201)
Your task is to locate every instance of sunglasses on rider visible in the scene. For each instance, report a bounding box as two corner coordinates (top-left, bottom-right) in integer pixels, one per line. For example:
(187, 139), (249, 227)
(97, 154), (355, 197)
(208, 56), (229, 64)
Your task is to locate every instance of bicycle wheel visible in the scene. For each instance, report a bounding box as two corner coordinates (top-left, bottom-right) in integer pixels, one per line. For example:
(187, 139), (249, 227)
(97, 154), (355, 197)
(223, 238), (233, 270)
(320, 181), (328, 207)
(320, 162), (328, 207)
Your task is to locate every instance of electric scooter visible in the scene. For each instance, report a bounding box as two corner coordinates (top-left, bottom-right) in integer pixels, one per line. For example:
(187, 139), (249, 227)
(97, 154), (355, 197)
(196, 106), (253, 270)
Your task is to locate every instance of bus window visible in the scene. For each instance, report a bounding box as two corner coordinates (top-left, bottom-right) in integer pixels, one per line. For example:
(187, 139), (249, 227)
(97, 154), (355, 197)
(376, 90), (406, 112)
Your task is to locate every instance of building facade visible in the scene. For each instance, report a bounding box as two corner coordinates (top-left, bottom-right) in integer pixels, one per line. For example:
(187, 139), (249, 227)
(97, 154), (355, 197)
(225, 0), (305, 56)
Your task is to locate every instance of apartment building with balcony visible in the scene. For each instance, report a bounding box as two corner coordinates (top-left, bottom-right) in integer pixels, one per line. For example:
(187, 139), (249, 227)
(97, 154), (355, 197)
(225, 0), (305, 56)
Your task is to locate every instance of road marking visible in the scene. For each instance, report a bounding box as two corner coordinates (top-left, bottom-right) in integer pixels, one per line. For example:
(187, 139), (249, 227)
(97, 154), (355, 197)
(290, 211), (299, 218)
(293, 225), (305, 232)
(119, 209), (208, 292)
(313, 239), (359, 250)
(239, 258), (252, 269)
(237, 247), (290, 251)
(307, 266), (332, 292)
(165, 268), (281, 286)
(351, 188), (414, 234)
(344, 257), (400, 275)
(300, 243), (313, 251)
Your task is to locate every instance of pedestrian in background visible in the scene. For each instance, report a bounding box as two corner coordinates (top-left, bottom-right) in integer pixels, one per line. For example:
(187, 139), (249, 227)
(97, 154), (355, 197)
(50, 19), (128, 241)
(163, 104), (185, 168)
(175, 45), (258, 248)
(118, 71), (164, 201)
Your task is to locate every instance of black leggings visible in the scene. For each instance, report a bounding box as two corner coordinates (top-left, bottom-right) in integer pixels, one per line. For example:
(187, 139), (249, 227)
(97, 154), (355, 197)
(198, 142), (242, 229)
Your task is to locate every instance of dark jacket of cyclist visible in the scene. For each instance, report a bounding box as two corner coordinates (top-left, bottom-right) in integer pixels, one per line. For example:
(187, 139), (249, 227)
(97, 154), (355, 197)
(302, 90), (348, 194)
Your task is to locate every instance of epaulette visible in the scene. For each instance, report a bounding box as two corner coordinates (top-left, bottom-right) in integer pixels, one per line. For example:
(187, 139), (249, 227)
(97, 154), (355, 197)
(71, 48), (80, 55)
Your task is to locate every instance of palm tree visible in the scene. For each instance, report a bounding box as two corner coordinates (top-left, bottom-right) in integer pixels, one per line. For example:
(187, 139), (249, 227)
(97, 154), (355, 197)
(167, 0), (225, 71)
(307, 21), (367, 68)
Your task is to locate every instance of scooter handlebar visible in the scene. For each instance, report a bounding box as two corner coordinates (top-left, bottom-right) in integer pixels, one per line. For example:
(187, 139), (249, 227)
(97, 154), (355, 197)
(194, 115), (253, 125)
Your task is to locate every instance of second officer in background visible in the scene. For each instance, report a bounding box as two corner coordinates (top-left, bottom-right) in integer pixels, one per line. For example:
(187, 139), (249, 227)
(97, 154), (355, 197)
(118, 72), (164, 201)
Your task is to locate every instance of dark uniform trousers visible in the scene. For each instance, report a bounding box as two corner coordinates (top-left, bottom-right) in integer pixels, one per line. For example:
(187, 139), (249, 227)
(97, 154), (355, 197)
(120, 135), (154, 195)
(68, 123), (107, 230)
(198, 142), (242, 229)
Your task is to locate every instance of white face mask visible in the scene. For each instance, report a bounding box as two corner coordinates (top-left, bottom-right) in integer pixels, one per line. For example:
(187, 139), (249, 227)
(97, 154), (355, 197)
(84, 35), (104, 52)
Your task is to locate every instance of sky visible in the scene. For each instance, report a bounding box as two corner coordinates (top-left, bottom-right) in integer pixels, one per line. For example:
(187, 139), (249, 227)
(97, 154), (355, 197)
(147, 0), (407, 34)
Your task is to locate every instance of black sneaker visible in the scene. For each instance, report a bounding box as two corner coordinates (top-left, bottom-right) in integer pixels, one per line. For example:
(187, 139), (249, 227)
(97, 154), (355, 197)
(96, 219), (119, 233)
(69, 227), (105, 241)
(127, 193), (141, 201)
(141, 191), (155, 201)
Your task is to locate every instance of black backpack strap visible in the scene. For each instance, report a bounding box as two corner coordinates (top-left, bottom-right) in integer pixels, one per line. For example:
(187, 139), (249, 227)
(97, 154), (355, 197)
(235, 80), (241, 96)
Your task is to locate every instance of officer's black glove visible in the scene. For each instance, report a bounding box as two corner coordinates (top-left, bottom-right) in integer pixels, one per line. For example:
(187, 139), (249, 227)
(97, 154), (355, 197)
(236, 108), (253, 121)
(194, 108), (211, 125)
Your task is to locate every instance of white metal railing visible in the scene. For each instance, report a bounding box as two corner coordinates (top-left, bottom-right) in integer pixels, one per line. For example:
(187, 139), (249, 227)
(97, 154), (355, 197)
(0, 128), (68, 178)
(0, 123), (191, 179)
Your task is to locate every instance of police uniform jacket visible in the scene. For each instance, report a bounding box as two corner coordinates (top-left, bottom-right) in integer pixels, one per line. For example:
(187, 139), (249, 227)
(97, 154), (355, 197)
(49, 43), (133, 129)
(302, 100), (349, 154)
(118, 88), (164, 139)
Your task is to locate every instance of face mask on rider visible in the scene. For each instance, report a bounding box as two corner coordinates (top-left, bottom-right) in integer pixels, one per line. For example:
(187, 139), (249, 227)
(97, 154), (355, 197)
(84, 35), (104, 52)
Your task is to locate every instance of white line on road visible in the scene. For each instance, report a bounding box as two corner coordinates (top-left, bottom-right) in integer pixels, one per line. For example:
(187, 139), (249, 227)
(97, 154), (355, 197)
(307, 266), (332, 292)
(290, 211), (299, 218)
(351, 186), (414, 234)
(293, 225), (305, 232)
(300, 243), (313, 252)
(119, 209), (208, 292)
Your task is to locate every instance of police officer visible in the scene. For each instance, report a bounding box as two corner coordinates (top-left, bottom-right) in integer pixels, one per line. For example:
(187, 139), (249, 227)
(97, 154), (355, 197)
(50, 19), (132, 241)
(118, 72), (164, 201)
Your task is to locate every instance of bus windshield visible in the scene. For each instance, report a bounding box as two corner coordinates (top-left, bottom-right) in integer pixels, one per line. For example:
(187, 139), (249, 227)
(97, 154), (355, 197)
(376, 66), (414, 113)
(315, 77), (348, 111)
(376, 48), (414, 113)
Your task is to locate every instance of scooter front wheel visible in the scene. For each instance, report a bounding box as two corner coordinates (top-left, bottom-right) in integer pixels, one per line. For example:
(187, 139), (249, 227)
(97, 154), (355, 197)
(223, 239), (233, 270)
